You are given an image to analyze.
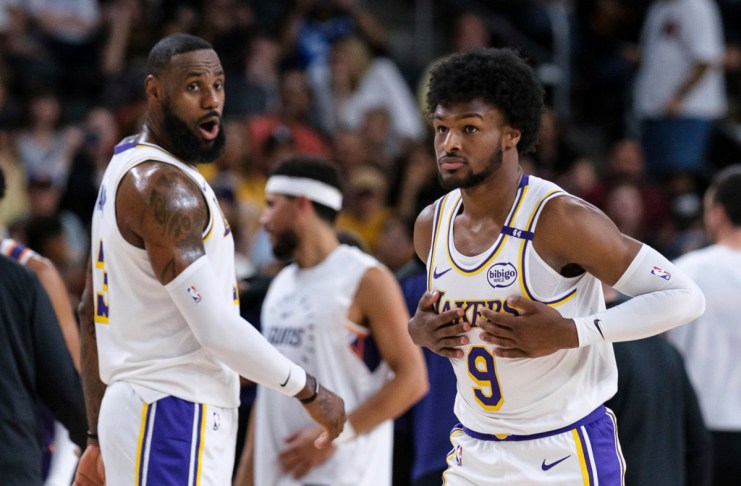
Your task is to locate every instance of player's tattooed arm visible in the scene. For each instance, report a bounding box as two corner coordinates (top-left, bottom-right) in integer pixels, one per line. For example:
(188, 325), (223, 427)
(117, 161), (209, 285)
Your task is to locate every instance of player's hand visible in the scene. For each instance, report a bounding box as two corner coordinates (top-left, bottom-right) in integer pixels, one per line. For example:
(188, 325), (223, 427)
(302, 386), (346, 449)
(408, 291), (469, 358)
(478, 296), (578, 358)
(73, 442), (105, 486)
(278, 427), (336, 479)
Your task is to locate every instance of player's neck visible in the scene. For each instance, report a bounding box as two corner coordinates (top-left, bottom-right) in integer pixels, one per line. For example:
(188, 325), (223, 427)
(294, 226), (340, 269)
(460, 164), (523, 222)
(716, 227), (741, 250)
(141, 121), (186, 165)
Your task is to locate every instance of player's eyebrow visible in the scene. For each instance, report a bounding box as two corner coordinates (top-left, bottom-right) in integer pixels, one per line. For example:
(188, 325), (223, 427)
(434, 112), (484, 120)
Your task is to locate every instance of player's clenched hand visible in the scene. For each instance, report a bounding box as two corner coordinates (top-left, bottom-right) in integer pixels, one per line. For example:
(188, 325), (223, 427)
(408, 291), (469, 358)
(74, 442), (105, 486)
(302, 386), (345, 449)
(279, 427), (336, 479)
(478, 296), (579, 358)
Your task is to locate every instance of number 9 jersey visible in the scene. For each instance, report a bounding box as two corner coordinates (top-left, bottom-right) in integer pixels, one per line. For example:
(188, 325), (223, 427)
(426, 174), (617, 437)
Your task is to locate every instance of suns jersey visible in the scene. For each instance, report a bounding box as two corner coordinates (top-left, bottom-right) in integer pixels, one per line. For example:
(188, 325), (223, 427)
(254, 245), (393, 486)
(427, 174), (617, 436)
(90, 135), (241, 408)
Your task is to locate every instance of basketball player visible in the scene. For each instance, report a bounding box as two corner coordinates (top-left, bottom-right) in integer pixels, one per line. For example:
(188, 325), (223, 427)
(408, 48), (706, 485)
(73, 34), (345, 486)
(235, 157), (428, 485)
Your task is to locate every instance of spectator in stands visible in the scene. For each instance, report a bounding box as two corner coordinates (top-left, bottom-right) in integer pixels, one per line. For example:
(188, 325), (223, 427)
(633, 0), (727, 180)
(16, 89), (81, 189)
(319, 36), (424, 149)
(337, 163), (392, 253)
(248, 68), (331, 170)
(584, 138), (672, 249)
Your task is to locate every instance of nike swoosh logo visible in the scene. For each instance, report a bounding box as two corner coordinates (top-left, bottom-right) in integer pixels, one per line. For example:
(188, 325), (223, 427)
(541, 455), (570, 471)
(593, 318), (605, 340)
(433, 267), (452, 279)
(279, 369), (291, 387)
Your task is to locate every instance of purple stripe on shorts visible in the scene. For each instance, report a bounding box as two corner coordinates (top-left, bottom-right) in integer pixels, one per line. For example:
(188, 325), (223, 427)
(582, 410), (624, 485)
(146, 396), (196, 485)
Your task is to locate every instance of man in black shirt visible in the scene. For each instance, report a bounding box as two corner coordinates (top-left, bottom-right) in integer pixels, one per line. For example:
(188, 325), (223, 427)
(0, 253), (88, 485)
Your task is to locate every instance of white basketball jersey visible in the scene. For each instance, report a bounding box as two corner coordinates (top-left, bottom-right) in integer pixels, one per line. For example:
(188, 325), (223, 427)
(254, 245), (393, 486)
(427, 174), (616, 436)
(90, 136), (240, 408)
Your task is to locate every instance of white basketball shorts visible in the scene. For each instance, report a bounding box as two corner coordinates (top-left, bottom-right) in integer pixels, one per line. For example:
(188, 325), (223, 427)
(443, 406), (625, 485)
(98, 381), (238, 486)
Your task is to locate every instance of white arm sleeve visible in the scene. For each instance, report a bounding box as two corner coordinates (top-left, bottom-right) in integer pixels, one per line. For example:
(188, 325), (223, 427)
(165, 256), (306, 396)
(573, 244), (705, 346)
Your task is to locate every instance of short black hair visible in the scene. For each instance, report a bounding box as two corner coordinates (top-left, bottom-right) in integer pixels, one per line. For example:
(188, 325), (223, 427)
(426, 48), (544, 155)
(711, 164), (741, 226)
(147, 33), (214, 77)
(270, 156), (343, 223)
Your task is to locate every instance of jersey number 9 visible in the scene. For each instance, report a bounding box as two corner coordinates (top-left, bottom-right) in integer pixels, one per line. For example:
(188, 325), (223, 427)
(467, 346), (503, 410)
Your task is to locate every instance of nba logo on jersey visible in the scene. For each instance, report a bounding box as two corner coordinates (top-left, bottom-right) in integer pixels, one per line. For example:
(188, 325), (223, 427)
(187, 285), (203, 303)
(650, 265), (671, 280)
(454, 444), (463, 466)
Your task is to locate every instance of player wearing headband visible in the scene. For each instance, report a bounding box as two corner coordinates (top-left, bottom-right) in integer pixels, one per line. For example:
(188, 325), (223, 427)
(236, 156), (428, 486)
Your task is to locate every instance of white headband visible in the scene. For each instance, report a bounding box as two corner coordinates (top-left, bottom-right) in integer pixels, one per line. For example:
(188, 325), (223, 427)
(265, 175), (343, 211)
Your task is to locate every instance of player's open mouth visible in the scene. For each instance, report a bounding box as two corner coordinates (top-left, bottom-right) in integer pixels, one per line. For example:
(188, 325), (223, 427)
(198, 118), (220, 141)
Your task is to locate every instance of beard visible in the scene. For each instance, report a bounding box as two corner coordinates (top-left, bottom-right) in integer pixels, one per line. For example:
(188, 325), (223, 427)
(270, 227), (300, 261)
(439, 146), (503, 190)
(162, 100), (226, 164)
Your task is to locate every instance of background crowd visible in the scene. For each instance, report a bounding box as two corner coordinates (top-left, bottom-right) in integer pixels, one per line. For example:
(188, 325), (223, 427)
(0, 0), (740, 485)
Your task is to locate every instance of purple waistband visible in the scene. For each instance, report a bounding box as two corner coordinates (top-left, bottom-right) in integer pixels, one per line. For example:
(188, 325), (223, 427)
(459, 405), (606, 442)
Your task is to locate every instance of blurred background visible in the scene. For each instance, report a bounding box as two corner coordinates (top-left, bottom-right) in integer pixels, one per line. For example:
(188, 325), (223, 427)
(1, 1), (740, 484)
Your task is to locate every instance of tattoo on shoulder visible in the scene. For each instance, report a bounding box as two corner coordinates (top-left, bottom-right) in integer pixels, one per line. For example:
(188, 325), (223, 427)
(148, 172), (207, 241)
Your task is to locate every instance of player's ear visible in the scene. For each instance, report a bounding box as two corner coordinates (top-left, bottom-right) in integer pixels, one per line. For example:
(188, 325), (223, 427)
(503, 127), (521, 150)
(295, 195), (312, 213)
(144, 75), (162, 102)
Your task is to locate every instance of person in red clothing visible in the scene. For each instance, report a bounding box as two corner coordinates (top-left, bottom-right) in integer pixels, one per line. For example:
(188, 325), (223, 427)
(583, 138), (672, 249)
(248, 68), (331, 171)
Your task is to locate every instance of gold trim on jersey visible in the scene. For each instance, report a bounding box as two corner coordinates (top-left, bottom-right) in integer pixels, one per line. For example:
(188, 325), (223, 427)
(428, 192), (453, 290)
(445, 183), (530, 277)
(515, 189), (578, 307)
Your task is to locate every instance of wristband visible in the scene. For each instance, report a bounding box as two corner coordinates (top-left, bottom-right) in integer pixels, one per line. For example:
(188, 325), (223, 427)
(86, 430), (99, 441)
(333, 419), (357, 445)
(299, 375), (319, 404)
